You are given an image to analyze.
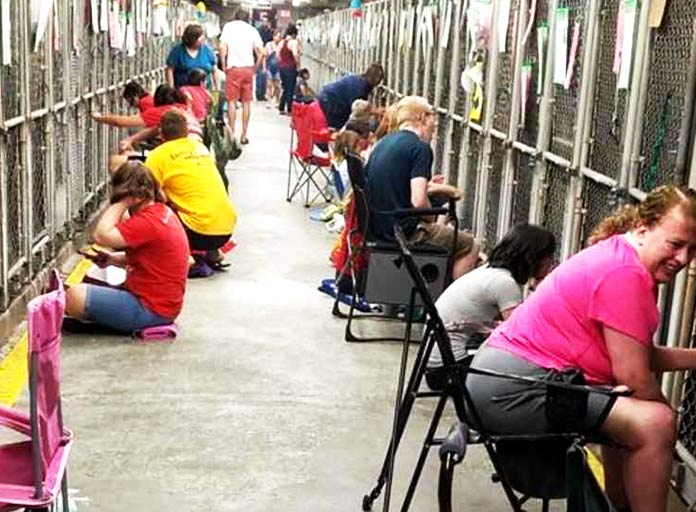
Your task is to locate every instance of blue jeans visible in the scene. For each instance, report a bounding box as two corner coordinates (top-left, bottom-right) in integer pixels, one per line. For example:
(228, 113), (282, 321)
(279, 67), (297, 114)
(84, 284), (172, 333)
(255, 67), (267, 101)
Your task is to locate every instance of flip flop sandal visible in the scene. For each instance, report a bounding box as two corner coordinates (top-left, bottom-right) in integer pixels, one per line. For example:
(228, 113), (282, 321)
(208, 261), (231, 271)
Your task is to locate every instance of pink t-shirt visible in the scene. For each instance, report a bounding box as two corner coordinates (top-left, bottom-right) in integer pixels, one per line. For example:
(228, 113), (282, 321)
(179, 85), (210, 121)
(488, 235), (659, 384)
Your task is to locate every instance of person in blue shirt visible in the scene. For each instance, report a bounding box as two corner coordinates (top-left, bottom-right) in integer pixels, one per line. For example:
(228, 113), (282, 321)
(318, 63), (385, 130)
(366, 96), (479, 279)
(166, 24), (217, 89)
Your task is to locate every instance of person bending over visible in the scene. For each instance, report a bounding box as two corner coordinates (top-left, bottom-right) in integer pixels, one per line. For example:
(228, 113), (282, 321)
(122, 81), (154, 113)
(465, 185), (696, 512)
(65, 162), (189, 333)
(426, 224), (555, 387)
(366, 95), (479, 279)
(145, 111), (237, 271)
(318, 63), (384, 130)
(92, 84), (203, 154)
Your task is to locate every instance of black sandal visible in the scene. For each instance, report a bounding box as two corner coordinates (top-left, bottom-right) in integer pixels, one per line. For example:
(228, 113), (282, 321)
(208, 261), (231, 272)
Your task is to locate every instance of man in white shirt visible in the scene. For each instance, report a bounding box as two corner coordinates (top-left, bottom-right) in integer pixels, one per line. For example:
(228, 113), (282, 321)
(219, 9), (265, 145)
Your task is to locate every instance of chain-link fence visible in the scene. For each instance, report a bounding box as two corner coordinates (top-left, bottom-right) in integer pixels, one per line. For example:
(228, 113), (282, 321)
(302, 0), (696, 497)
(0, 0), (218, 311)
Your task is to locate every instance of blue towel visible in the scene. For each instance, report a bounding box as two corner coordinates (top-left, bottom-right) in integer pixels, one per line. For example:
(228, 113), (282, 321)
(318, 278), (372, 313)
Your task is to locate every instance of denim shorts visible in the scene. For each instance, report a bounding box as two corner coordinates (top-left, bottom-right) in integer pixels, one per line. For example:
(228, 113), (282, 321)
(85, 284), (172, 333)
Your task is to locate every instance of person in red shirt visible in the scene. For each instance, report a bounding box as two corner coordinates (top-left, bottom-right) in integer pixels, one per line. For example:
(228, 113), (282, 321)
(65, 161), (190, 333)
(179, 68), (212, 122)
(122, 80), (155, 114)
(92, 84), (203, 151)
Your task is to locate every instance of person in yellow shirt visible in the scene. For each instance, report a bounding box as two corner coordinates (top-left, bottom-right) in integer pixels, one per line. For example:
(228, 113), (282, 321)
(145, 110), (237, 274)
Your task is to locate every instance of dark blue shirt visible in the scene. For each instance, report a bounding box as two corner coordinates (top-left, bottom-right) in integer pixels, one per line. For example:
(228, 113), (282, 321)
(366, 130), (433, 241)
(166, 43), (217, 88)
(317, 74), (372, 129)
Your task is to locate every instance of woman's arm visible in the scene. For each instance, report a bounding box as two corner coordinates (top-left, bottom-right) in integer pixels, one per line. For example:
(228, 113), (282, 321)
(92, 112), (144, 128)
(651, 346), (696, 372)
(93, 202), (130, 249)
(605, 326), (665, 402)
(119, 127), (158, 152)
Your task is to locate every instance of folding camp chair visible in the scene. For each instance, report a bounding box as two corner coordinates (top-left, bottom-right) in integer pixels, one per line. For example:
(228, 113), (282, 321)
(332, 152), (457, 343)
(361, 226), (625, 512)
(286, 101), (333, 207)
(0, 269), (73, 511)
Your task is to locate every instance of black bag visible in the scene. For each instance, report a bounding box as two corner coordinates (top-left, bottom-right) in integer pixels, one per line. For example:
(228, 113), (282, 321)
(545, 368), (589, 431)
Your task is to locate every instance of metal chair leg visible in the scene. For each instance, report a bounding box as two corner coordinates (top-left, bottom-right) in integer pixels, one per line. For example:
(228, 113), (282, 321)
(399, 395), (449, 512)
(61, 471), (70, 512)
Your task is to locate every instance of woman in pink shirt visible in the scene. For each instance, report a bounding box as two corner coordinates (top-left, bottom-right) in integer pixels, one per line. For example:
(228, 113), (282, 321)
(467, 185), (696, 512)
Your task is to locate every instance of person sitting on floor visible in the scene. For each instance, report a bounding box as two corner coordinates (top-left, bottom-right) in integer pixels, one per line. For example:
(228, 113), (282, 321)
(179, 68), (212, 123)
(65, 161), (189, 333)
(145, 110), (237, 275)
(466, 185), (696, 512)
(122, 80), (155, 114)
(366, 95), (479, 279)
(426, 224), (556, 387)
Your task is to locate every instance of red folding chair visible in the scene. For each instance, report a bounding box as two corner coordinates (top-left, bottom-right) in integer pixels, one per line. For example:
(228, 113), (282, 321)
(286, 101), (333, 207)
(0, 270), (73, 511)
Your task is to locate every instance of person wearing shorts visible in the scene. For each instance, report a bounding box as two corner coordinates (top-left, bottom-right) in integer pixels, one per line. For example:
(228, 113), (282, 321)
(65, 162), (189, 333)
(366, 95), (479, 279)
(462, 186), (696, 512)
(219, 8), (265, 145)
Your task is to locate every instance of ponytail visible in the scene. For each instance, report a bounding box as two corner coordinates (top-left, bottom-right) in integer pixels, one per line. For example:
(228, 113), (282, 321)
(587, 204), (639, 245)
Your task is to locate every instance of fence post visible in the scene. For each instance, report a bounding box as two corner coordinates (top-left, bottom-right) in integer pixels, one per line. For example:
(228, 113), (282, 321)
(497, 0), (528, 239)
(618, 0), (652, 191)
(560, 0), (600, 260)
(442, 0), (463, 184)
(20, 0), (32, 278)
(0, 0), (7, 308)
(410, 0), (423, 94)
(46, 0), (57, 252)
(456, 1), (475, 225)
(529, 0), (559, 224)
(431, 0), (449, 169)
(472, 0), (502, 238)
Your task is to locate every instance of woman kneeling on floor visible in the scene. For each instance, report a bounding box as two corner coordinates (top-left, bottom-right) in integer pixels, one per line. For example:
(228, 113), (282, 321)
(65, 162), (189, 333)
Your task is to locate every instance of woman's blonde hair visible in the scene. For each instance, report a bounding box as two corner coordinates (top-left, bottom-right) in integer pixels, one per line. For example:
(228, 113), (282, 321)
(351, 99), (371, 121)
(396, 96), (433, 127)
(588, 185), (696, 245)
(374, 103), (399, 140)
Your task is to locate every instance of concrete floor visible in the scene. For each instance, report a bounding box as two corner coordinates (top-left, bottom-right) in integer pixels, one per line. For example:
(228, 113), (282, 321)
(59, 104), (555, 512)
